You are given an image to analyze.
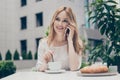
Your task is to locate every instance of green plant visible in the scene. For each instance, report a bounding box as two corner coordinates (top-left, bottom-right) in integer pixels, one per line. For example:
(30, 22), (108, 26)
(88, 0), (120, 67)
(34, 52), (38, 60)
(45, 26), (50, 36)
(0, 61), (16, 78)
(0, 52), (2, 60)
(21, 51), (27, 60)
(13, 50), (19, 60)
(80, 62), (90, 69)
(5, 50), (12, 60)
(28, 51), (33, 60)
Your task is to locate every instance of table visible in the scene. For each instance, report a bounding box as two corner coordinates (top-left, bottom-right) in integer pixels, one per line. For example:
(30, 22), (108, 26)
(1, 71), (120, 80)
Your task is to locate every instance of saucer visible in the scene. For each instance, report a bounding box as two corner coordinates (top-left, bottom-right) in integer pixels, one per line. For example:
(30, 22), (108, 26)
(45, 69), (65, 74)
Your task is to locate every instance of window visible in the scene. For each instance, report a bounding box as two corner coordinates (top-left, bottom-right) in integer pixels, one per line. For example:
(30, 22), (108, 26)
(36, 12), (43, 27)
(20, 16), (27, 30)
(21, 0), (27, 7)
(20, 40), (27, 54)
(36, 38), (42, 51)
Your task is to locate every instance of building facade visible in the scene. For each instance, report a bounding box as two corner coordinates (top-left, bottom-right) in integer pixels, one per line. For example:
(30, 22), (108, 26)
(0, 0), (107, 60)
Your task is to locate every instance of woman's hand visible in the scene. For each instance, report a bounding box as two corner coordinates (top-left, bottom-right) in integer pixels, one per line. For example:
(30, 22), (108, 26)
(39, 63), (47, 72)
(39, 50), (54, 72)
(43, 50), (54, 63)
(66, 23), (75, 41)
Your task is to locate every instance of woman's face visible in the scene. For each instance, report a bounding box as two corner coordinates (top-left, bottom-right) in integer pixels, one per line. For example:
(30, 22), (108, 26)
(53, 11), (69, 35)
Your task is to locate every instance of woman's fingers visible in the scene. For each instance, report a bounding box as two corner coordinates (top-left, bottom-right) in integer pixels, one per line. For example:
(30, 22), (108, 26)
(39, 50), (54, 72)
(39, 63), (47, 72)
(43, 50), (54, 62)
(48, 50), (54, 55)
(66, 26), (75, 40)
(44, 53), (50, 62)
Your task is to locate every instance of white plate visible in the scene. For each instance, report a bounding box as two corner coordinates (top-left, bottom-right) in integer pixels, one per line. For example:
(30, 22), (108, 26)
(77, 71), (118, 77)
(45, 69), (65, 74)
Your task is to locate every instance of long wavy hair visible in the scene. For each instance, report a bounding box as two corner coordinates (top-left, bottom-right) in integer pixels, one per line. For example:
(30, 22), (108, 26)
(47, 6), (84, 54)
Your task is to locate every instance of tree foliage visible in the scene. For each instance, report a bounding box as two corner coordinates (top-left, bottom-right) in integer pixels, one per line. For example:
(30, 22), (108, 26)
(13, 50), (19, 60)
(28, 51), (33, 60)
(88, 0), (120, 66)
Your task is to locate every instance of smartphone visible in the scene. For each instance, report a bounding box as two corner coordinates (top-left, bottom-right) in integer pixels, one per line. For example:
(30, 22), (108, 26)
(66, 28), (70, 35)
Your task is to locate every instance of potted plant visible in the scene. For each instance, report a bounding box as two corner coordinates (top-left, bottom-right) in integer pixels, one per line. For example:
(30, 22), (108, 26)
(88, 0), (120, 72)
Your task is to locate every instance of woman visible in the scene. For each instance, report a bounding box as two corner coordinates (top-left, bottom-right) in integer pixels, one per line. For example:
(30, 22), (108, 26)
(36, 6), (84, 72)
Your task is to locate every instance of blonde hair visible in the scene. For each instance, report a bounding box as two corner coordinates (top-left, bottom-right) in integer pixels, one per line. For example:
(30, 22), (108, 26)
(47, 6), (84, 54)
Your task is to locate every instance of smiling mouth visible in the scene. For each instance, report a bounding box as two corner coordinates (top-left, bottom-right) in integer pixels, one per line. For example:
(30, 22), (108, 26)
(57, 27), (64, 30)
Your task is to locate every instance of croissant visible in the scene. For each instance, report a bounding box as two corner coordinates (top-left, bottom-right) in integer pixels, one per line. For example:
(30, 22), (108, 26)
(80, 65), (108, 73)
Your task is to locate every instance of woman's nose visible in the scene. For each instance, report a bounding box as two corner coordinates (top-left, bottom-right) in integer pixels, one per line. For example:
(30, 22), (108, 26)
(58, 21), (62, 25)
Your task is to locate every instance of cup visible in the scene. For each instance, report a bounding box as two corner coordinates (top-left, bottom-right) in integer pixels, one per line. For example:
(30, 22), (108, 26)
(109, 66), (117, 72)
(48, 62), (62, 71)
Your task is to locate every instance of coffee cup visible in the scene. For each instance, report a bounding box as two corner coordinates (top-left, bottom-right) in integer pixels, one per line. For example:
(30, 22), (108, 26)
(48, 61), (62, 71)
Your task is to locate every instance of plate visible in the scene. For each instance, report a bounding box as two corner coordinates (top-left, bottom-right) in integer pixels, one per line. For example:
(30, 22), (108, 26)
(77, 71), (118, 77)
(45, 69), (66, 74)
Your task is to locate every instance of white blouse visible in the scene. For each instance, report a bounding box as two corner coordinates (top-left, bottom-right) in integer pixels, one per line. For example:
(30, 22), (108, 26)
(36, 38), (82, 70)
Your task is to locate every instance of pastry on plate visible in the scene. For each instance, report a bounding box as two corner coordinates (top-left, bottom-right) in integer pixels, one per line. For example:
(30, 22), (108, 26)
(80, 65), (108, 73)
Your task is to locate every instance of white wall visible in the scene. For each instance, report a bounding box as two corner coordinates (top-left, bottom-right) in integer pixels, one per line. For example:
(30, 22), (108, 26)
(0, 0), (19, 59)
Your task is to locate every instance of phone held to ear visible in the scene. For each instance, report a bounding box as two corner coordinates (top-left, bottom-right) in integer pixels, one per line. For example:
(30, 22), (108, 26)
(65, 28), (70, 39)
(66, 28), (70, 35)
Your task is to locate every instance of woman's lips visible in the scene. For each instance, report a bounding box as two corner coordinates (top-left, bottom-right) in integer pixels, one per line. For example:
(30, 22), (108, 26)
(56, 26), (64, 30)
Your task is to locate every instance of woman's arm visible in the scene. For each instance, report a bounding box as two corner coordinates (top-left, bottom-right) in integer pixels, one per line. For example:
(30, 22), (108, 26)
(68, 40), (82, 71)
(67, 24), (82, 71)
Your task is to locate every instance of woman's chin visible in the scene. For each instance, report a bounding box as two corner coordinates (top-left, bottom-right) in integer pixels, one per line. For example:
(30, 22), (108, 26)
(56, 31), (64, 35)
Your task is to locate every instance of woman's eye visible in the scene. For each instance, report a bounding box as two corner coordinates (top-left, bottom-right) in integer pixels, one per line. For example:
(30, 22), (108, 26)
(55, 18), (60, 21)
(63, 20), (68, 23)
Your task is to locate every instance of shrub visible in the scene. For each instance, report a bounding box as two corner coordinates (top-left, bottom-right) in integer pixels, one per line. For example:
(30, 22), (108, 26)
(21, 51), (27, 60)
(13, 50), (19, 60)
(28, 51), (33, 60)
(0, 61), (16, 78)
(5, 50), (12, 60)
(0, 52), (2, 60)
(34, 52), (38, 60)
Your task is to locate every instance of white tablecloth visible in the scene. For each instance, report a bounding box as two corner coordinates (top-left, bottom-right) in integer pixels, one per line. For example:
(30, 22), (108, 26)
(1, 71), (120, 80)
